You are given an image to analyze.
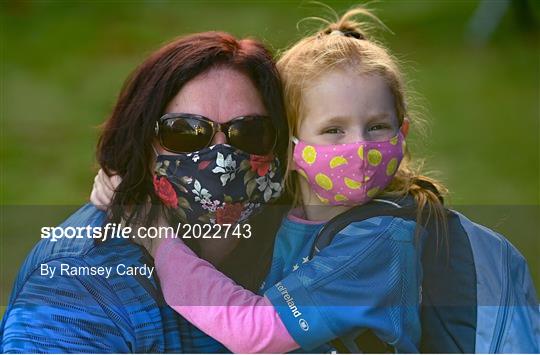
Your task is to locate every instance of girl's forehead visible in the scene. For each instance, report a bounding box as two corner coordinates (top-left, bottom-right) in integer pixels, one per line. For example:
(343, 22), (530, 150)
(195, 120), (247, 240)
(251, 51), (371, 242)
(302, 68), (396, 119)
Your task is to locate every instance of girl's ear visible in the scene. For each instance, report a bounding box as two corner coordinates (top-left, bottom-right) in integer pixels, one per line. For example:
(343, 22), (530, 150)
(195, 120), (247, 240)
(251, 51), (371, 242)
(400, 118), (410, 138)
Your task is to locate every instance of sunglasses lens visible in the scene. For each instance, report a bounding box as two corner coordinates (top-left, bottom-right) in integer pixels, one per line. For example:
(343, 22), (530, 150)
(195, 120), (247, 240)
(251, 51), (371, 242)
(160, 117), (213, 153)
(229, 117), (277, 155)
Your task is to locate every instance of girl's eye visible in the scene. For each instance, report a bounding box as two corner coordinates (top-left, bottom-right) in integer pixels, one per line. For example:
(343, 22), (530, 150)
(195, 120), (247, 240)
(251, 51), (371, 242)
(369, 124), (390, 131)
(323, 127), (345, 134)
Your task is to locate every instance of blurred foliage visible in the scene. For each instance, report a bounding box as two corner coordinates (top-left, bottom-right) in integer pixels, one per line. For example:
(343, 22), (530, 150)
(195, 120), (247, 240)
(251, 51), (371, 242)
(1, 0), (539, 308)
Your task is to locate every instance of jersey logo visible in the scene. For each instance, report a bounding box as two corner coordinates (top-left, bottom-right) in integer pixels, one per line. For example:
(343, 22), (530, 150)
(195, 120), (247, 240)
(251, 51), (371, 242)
(299, 318), (309, 331)
(275, 281), (302, 318)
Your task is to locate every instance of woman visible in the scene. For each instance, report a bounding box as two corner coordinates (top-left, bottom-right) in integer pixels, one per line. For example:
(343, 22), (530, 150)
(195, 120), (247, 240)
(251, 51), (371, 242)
(1, 31), (289, 353)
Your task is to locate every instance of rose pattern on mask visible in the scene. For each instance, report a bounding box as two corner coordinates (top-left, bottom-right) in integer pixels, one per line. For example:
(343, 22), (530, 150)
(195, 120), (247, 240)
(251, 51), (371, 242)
(153, 175), (178, 209)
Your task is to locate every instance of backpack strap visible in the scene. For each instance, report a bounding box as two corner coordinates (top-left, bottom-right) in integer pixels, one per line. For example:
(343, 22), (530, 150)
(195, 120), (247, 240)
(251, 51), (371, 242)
(310, 179), (443, 259)
(309, 197), (418, 259)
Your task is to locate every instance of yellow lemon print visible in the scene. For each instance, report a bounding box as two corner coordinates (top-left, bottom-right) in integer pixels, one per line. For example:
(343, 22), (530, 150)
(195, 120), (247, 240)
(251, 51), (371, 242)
(316, 193), (329, 204)
(302, 146), (317, 165)
(315, 173), (333, 191)
(357, 145), (364, 160)
(367, 187), (380, 198)
(386, 158), (398, 176)
(297, 168), (308, 180)
(367, 149), (382, 166)
(334, 194), (348, 202)
(329, 156), (348, 168)
(390, 135), (398, 145)
(344, 177), (362, 189)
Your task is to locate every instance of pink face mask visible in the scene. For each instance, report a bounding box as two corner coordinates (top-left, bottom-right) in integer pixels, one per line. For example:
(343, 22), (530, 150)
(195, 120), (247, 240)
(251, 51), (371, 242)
(292, 132), (405, 206)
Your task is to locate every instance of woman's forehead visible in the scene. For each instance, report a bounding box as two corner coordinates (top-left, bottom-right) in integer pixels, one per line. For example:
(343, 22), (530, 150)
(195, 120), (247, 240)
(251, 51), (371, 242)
(164, 66), (267, 123)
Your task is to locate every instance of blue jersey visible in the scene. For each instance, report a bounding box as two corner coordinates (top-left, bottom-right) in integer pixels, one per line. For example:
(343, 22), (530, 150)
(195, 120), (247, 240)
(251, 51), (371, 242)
(261, 213), (423, 353)
(1, 204), (229, 353)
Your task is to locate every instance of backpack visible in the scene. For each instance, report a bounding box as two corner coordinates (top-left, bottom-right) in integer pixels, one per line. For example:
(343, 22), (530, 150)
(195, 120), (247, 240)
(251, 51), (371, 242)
(310, 191), (540, 353)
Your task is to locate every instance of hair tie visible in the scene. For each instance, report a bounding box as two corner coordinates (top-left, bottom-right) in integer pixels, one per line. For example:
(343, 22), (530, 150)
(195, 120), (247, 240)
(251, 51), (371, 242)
(324, 29), (364, 40)
(329, 30), (344, 36)
(343, 30), (364, 40)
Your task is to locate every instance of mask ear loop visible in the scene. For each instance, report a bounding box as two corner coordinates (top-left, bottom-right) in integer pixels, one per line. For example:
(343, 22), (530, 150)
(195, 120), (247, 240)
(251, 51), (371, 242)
(152, 121), (161, 157)
(291, 136), (299, 145)
(153, 121), (163, 157)
(151, 144), (160, 157)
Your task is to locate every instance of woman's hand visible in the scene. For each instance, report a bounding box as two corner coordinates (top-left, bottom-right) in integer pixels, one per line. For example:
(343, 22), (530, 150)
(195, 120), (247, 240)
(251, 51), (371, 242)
(90, 169), (122, 210)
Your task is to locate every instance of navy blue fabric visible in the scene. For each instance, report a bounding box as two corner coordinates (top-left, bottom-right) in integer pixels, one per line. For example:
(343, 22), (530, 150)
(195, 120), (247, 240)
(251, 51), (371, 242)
(420, 211), (477, 353)
(155, 144), (282, 225)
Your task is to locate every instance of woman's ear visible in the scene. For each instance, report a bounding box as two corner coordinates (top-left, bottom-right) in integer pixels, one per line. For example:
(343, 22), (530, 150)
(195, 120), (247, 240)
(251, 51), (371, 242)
(400, 118), (410, 138)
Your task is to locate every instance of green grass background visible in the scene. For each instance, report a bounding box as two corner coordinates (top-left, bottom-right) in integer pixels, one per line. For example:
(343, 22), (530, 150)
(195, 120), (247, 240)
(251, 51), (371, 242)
(1, 0), (539, 315)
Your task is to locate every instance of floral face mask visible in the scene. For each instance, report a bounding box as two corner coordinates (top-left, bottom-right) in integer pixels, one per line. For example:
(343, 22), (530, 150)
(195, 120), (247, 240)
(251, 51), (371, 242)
(153, 144), (283, 225)
(292, 132), (405, 206)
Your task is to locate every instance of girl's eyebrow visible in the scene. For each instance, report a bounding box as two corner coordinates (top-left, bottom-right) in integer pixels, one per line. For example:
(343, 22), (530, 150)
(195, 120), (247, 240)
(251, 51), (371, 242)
(323, 112), (391, 125)
(323, 116), (351, 125)
(365, 112), (391, 122)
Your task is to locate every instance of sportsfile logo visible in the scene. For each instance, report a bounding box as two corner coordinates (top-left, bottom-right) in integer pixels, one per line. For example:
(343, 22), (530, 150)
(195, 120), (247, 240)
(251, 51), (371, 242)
(275, 281), (302, 318)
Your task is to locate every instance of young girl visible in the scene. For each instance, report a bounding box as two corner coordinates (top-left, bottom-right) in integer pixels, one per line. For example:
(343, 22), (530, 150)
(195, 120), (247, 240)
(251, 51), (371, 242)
(92, 8), (447, 353)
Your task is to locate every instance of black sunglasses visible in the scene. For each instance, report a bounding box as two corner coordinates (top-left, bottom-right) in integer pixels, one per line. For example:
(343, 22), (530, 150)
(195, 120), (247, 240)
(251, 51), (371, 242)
(155, 113), (277, 156)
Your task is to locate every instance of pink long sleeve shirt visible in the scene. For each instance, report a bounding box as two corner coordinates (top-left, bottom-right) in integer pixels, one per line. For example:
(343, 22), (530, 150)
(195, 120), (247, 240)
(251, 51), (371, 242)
(155, 237), (299, 353)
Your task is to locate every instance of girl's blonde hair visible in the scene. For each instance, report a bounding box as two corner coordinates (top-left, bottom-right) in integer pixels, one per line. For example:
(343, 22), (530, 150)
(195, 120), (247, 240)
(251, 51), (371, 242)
(277, 6), (448, 239)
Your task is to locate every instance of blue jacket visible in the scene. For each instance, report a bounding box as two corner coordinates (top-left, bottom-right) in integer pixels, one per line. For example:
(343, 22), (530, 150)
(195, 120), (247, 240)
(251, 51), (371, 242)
(1, 204), (228, 353)
(262, 214), (423, 353)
